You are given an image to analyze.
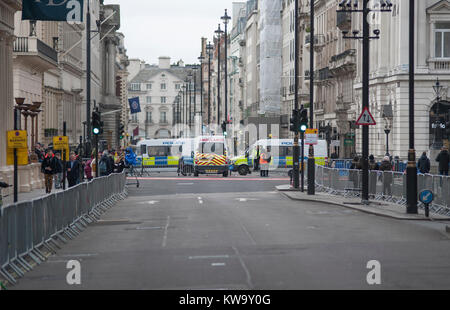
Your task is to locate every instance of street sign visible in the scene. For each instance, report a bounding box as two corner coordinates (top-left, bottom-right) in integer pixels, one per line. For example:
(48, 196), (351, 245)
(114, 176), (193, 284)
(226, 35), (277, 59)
(331, 140), (341, 148)
(22, 0), (84, 22)
(344, 139), (354, 146)
(305, 129), (318, 145)
(53, 136), (69, 150)
(6, 148), (29, 166)
(356, 107), (376, 126)
(419, 190), (434, 205)
(7, 131), (28, 149)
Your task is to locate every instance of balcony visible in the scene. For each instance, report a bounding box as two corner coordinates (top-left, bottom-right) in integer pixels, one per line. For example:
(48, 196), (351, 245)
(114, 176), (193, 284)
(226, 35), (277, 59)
(13, 37), (58, 70)
(337, 11), (352, 31)
(329, 49), (356, 74)
(304, 34), (325, 52)
(428, 58), (450, 72)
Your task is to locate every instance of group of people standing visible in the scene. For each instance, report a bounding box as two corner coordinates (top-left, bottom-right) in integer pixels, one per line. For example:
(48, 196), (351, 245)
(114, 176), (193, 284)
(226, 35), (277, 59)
(41, 146), (129, 194)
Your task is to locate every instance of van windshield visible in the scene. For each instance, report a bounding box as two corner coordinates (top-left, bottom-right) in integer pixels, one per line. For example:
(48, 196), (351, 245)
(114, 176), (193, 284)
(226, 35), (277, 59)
(199, 142), (225, 155)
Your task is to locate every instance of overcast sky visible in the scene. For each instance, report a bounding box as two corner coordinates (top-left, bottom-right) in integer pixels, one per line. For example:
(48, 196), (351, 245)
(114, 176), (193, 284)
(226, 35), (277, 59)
(103, 0), (237, 65)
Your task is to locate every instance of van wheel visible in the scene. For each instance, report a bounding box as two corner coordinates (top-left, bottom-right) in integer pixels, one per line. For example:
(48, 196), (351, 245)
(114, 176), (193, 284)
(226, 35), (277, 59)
(238, 165), (249, 176)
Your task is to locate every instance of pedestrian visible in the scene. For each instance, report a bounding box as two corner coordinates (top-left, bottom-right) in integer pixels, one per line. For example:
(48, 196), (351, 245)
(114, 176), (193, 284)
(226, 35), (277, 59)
(107, 150), (115, 175)
(436, 147), (450, 176)
(115, 155), (126, 173)
(417, 152), (431, 174)
(41, 148), (57, 194)
(368, 155), (379, 197)
(54, 152), (63, 189)
(254, 146), (260, 172)
(67, 153), (81, 188)
(99, 150), (111, 177)
(379, 156), (393, 196)
(85, 156), (93, 181)
(259, 147), (271, 177)
(349, 156), (361, 190)
(368, 155), (379, 171)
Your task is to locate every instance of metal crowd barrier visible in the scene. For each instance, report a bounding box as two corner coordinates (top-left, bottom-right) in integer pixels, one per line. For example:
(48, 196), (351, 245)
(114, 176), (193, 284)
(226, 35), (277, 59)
(0, 172), (127, 285)
(315, 165), (450, 216)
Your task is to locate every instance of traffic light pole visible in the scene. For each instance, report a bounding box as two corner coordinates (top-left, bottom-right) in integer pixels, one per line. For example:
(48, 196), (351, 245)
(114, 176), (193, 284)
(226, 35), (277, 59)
(307, 0), (315, 195)
(293, 0), (300, 189)
(86, 0), (92, 158)
(361, 0), (370, 204)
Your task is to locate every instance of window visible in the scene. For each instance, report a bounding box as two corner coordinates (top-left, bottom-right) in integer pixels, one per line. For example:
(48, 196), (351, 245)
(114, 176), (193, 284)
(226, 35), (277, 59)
(131, 114), (138, 122)
(146, 83), (152, 90)
(435, 22), (450, 58)
(146, 96), (152, 104)
(161, 83), (166, 90)
(148, 146), (171, 157)
(146, 112), (152, 123)
(161, 97), (167, 103)
(160, 112), (167, 123)
(175, 84), (180, 90)
(130, 83), (141, 91)
(199, 142), (225, 155)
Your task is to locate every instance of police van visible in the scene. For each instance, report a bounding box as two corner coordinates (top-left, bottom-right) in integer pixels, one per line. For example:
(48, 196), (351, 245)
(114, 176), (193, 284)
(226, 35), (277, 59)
(193, 136), (230, 177)
(177, 138), (196, 176)
(231, 139), (328, 176)
(136, 139), (185, 172)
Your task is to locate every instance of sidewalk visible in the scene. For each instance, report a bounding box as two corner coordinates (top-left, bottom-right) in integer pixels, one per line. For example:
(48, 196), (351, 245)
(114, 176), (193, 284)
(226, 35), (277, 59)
(276, 184), (450, 221)
(2, 188), (63, 207)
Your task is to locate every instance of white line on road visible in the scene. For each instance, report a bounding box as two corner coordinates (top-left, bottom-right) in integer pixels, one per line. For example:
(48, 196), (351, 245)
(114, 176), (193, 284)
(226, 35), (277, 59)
(162, 216), (170, 248)
(177, 183), (194, 185)
(240, 223), (257, 245)
(232, 246), (254, 290)
(188, 255), (230, 260)
(211, 263), (226, 267)
(198, 197), (204, 204)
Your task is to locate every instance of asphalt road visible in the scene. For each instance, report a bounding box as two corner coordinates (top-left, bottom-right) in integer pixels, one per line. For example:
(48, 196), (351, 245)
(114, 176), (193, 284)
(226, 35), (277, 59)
(12, 172), (450, 290)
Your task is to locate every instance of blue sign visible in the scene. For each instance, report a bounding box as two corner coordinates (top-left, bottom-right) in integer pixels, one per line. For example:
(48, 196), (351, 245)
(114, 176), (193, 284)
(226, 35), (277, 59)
(22, 0), (84, 22)
(128, 97), (141, 114)
(419, 190), (434, 205)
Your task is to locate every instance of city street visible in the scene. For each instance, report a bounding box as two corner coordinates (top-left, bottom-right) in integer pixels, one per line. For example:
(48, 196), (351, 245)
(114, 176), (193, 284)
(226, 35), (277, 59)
(12, 173), (450, 290)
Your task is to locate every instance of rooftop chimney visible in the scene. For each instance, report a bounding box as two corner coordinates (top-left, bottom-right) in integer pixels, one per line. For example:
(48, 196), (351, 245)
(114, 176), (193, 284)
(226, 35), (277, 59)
(158, 56), (171, 69)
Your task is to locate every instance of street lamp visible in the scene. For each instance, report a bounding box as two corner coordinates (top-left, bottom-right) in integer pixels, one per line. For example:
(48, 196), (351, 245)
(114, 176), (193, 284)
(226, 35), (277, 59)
(432, 78), (445, 150)
(384, 127), (391, 156)
(206, 42), (214, 125)
(221, 9), (231, 124)
(337, 0), (392, 204)
(187, 73), (193, 129)
(215, 24), (224, 126)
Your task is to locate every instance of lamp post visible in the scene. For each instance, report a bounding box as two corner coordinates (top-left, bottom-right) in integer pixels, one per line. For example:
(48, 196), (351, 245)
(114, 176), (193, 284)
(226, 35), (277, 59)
(206, 42), (214, 126)
(292, 0), (301, 189)
(406, 0), (418, 214)
(432, 78), (444, 150)
(337, 0), (392, 204)
(188, 73), (193, 130)
(384, 128), (391, 156)
(307, 0), (315, 195)
(221, 9), (231, 124)
(215, 24), (224, 126)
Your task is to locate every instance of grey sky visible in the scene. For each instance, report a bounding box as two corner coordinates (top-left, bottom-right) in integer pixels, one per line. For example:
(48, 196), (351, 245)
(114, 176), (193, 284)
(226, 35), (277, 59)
(104, 0), (238, 65)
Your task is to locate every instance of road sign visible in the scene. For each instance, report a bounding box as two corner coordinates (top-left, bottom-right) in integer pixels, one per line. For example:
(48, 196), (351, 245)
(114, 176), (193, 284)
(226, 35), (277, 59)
(53, 136), (69, 150)
(419, 190), (434, 205)
(356, 107), (376, 126)
(344, 139), (354, 146)
(305, 129), (318, 145)
(6, 148), (29, 166)
(7, 131), (28, 149)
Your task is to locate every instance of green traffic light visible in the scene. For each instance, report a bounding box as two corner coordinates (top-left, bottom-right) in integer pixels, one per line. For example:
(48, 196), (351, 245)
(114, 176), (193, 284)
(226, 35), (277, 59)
(93, 128), (100, 135)
(300, 124), (307, 132)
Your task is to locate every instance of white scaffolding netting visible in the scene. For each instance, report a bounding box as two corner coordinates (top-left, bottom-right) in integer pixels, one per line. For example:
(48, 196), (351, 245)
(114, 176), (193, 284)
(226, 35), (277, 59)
(259, 0), (282, 115)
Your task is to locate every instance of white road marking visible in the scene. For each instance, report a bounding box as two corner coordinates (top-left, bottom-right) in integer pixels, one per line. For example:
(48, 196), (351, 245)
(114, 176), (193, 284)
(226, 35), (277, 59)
(240, 223), (257, 245)
(211, 263), (226, 267)
(188, 255), (230, 260)
(232, 246), (254, 289)
(177, 183), (194, 185)
(162, 216), (170, 248)
(236, 198), (260, 202)
(198, 197), (204, 204)
(138, 201), (159, 205)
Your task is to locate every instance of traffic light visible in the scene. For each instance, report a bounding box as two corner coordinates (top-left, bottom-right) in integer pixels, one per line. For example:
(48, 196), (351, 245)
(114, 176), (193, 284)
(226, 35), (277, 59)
(290, 109), (299, 132)
(221, 121), (228, 137)
(299, 108), (308, 133)
(92, 110), (103, 136)
(119, 124), (125, 140)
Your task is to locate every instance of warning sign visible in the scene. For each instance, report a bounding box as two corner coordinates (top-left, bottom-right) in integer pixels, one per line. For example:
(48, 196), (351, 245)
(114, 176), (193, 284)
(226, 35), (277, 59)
(7, 131), (28, 149)
(305, 129), (319, 145)
(356, 107), (376, 126)
(53, 136), (69, 150)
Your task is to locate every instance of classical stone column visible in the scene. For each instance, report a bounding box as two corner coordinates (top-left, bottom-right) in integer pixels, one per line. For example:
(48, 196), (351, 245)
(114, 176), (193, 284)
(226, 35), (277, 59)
(107, 38), (116, 97)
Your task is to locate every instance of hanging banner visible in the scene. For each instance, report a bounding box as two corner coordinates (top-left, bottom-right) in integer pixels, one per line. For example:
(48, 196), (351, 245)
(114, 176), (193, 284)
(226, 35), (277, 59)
(22, 0), (84, 22)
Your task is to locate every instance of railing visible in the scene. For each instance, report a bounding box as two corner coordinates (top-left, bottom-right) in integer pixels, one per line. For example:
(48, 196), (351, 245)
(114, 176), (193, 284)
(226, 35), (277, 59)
(429, 59), (450, 71)
(315, 165), (450, 216)
(0, 173), (127, 285)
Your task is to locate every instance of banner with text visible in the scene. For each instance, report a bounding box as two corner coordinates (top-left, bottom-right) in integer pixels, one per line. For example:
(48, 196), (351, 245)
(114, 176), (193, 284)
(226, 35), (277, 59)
(22, 0), (84, 22)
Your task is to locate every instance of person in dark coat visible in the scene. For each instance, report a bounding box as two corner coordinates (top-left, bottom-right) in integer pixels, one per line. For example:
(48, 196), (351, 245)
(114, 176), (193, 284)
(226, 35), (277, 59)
(349, 156), (361, 189)
(107, 151), (115, 175)
(41, 149), (57, 193)
(417, 152), (431, 174)
(436, 147), (450, 176)
(379, 156), (393, 196)
(67, 153), (81, 188)
(368, 155), (379, 197)
(99, 151), (111, 177)
(53, 152), (63, 189)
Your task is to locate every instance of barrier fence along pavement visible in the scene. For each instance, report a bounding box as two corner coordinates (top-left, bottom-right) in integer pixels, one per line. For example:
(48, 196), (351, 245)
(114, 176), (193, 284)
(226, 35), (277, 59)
(0, 172), (127, 285)
(315, 165), (450, 216)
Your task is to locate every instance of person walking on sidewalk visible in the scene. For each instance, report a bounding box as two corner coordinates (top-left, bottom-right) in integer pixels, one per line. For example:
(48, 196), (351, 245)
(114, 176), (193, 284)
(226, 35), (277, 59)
(379, 156), (393, 196)
(259, 147), (271, 177)
(67, 153), (81, 188)
(41, 149), (57, 194)
(436, 147), (450, 176)
(417, 152), (431, 174)
(54, 152), (63, 189)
